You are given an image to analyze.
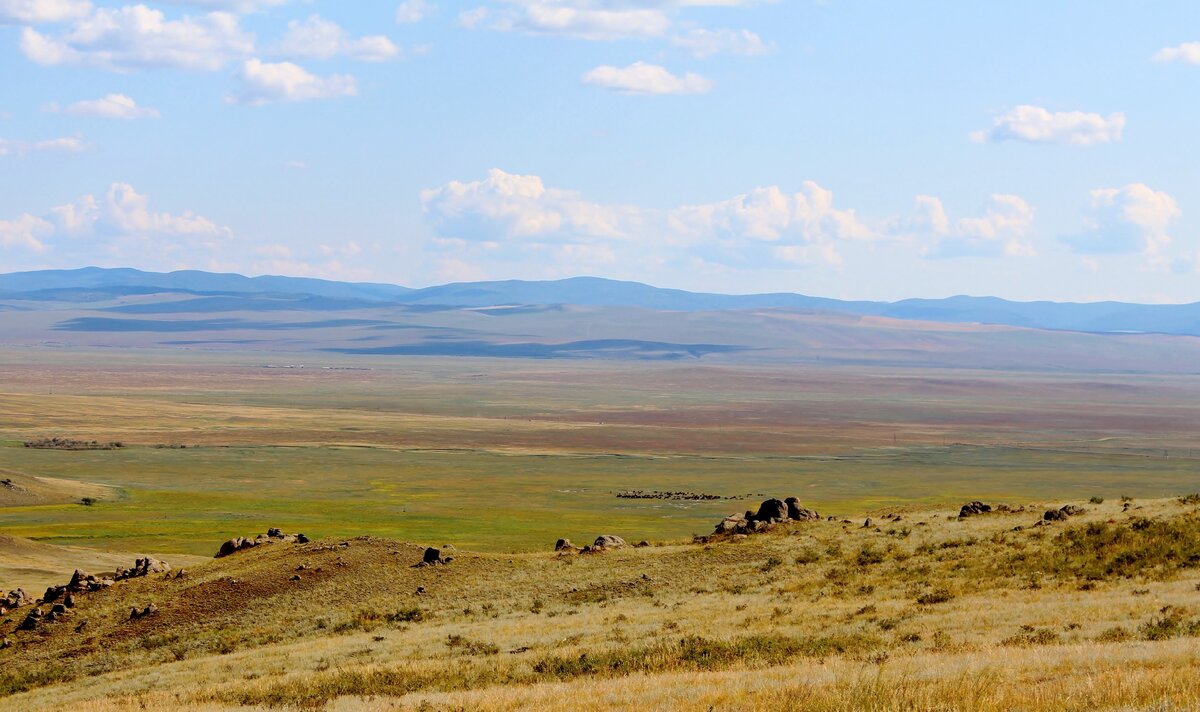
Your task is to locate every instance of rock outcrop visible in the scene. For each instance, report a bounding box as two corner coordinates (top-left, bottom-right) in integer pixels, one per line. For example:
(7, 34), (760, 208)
(215, 529), (305, 558)
(591, 535), (628, 549)
(1043, 505), (1083, 522)
(959, 501), (992, 517)
(712, 497), (821, 537)
(1, 588), (33, 615)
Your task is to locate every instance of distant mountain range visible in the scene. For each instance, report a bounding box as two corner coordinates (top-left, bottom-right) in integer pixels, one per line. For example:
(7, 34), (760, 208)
(3, 266), (1200, 337)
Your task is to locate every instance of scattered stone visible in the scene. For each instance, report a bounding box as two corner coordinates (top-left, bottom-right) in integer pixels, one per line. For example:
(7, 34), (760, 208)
(554, 538), (576, 552)
(115, 557), (169, 581)
(753, 498), (789, 522)
(216, 529), (304, 557)
(785, 497), (821, 521)
(19, 608), (42, 631)
(423, 547), (443, 565)
(129, 603), (158, 620)
(290, 575), (301, 582)
(862, 518), (873, 528)
(636, 540), (650, 548)
(416, 586), (426, 595)
(712, 497), (821, 536)
(1043, 505), (1082, 523)
(958, 501), (992, 517)
(592, 535), (628, 549)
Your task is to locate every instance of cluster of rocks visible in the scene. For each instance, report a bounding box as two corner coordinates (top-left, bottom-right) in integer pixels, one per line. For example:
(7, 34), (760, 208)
(417, 547), (454, 567)
(129, 603), (159, 620)
(216, 528), (308, 557)
(959, 501), (992, 517)
(1, 588), (33, 615)
(1041, 504), (1084, 523)
(555, 535), (648, 553)
(40, 557), (169, 610)
(713, 497), (821, 536)
(4, 555), (175, 635)
(616, 490), (730, 501)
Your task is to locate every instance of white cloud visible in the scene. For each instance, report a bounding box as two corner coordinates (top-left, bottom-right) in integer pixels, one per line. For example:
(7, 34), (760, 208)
(1, 183), (231, 263)
(277, 15), (399, 63)
(284, 159), (305, 170)
(0, 214), (53, 252)
(159, 0), (289, 12)
(53, 93), (160, 119)
(423, 170), (878, 269)
(670, 184), (871, 244)
(51, 183), (231, 237)
(0, 135), (87, 156)
(1064, 184), (1180, 265)
(421, 168), (636, 243)
(582, 61), (712, 95)
(970, 104), (1125, 146)
(0, 0), (90, 23)
(396, 0), (432, 23)
(671, 28), (772, 58)
(20, 5), (254, 71)
(230, 59), (357, 105)
(489, 2), (670, 40)
(902, 194), (1036, 258)
(458, 6), (488, 28)
(1153, 42), (1200, 64)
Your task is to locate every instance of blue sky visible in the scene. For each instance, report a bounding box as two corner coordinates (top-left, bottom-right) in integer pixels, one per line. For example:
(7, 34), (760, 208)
(1, 0), (1199, 302)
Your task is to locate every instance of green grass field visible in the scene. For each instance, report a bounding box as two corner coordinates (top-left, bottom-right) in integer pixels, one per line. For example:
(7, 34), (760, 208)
(3, 350), (1200, 562)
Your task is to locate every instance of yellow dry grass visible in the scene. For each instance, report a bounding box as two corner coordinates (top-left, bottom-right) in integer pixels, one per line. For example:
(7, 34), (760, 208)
(3, 496), (1200, 711)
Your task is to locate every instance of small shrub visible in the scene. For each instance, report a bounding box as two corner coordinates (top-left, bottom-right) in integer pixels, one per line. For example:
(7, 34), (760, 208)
(916, 587), (954, 605)
(1096, 626), (1132, 643)
(1089, 496), (1105, 505)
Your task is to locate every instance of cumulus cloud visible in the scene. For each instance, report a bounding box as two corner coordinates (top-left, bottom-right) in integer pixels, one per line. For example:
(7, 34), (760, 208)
(396, 0), (433, 23)
(421, 168), (637, 243)
(0, 214), (53, 252)
(277, 15), (399, 62)
(486, 2), (670, 40)
(1, 182), (231, 265)
(230, 59), (357, 105)
(582, 62), (712, 95)
(0, 135), (87, 156)
(159, 0), (289, 12)
(422, 170), (884, 269)
(896, 194), (1036, 258)
(669, 184), (871, 257)
(50, 183), (231, 238)
(671, 28), (772, 58)
(0, 0), (90, 23)
(970, 105), (1125, 146)
(20, 5), (254, 71)
(51, 93), (160, 119)
(1064, 184), (1180, 265)
(1153, 42), (1200, 64)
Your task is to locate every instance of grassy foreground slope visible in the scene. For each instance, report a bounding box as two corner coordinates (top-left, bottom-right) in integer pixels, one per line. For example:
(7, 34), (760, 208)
(3, 496), (1200, 711)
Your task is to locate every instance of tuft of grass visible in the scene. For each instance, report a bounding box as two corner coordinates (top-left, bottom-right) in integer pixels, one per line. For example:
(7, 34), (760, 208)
(1023, 515), (1200, 581)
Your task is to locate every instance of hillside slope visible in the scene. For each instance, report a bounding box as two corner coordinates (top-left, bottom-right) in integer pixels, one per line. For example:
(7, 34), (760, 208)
(3, 496), (1199, 711)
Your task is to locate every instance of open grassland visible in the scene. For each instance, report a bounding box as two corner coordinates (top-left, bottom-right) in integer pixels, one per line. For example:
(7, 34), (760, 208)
(3, 349), (1200, 571)
(2, 497), (1200, 711)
